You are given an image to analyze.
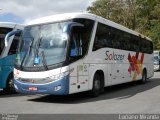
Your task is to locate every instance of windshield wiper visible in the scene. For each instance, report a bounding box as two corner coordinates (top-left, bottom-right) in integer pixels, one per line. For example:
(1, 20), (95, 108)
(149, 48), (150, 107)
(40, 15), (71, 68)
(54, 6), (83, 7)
(35, 37), (42, 55)
(41, 51), (48, 70)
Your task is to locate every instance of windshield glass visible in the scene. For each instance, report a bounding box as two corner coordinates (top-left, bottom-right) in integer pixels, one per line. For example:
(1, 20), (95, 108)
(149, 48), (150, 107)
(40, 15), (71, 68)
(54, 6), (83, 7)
(0, 27), (12, 56)
(16, 21), (69, 70)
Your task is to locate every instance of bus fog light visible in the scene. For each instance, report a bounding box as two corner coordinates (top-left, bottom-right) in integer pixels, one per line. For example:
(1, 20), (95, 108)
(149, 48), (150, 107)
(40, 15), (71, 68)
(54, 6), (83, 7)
(54, 85), (61, 91)
(14, 84), (18, 90)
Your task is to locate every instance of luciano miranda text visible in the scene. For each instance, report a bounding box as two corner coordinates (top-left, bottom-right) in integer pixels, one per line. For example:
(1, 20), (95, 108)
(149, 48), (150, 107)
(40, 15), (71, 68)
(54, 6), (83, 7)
(119, 114), (160, 120)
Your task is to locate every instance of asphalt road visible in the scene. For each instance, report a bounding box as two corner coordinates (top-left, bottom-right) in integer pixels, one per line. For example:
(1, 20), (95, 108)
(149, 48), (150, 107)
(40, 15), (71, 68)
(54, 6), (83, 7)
(0, 72), (160, 114)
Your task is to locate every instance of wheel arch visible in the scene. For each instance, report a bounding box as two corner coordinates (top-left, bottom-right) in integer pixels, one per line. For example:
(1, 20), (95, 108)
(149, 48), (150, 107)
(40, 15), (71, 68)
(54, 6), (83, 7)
(89, 69), (105, 90)
(1, 69), (13, 89)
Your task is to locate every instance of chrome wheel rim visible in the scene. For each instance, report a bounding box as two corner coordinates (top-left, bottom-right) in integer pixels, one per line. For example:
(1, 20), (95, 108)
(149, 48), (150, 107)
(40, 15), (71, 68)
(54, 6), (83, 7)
(8, 78), (14, 91)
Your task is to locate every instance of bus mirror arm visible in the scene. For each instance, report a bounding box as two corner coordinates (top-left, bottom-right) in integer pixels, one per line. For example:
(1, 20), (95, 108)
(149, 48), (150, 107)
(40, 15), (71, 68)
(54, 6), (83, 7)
(5, 29), (22, 47)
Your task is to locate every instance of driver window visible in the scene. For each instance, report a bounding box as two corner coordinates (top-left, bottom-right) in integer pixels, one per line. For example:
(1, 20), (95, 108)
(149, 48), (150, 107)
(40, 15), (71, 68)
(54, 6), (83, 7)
(70, 27), (83, 59)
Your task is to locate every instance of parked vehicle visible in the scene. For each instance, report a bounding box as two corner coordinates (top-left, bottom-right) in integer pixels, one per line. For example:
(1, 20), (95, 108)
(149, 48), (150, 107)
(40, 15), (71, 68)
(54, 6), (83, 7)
(154, 51), (160, 71)
(0, 22), (23, 93)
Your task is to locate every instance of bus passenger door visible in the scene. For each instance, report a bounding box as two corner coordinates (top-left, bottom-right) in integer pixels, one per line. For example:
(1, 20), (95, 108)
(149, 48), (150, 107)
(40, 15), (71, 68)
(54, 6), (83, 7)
(0, 27), (13, 88)
(3, 31), (21, 67)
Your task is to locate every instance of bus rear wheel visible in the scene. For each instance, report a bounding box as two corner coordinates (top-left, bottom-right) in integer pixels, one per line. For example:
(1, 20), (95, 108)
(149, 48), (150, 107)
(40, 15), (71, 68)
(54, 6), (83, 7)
(90, 73), (102, 97)
(141, 69), (147, 83)
(3, 76), (16, 94)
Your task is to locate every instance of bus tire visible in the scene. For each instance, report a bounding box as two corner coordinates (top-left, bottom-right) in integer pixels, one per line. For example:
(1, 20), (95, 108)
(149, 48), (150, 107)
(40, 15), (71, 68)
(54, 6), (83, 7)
(141, 69), (147, 83)
(90, 73), (102, 97)
(3, 75), (16, 94)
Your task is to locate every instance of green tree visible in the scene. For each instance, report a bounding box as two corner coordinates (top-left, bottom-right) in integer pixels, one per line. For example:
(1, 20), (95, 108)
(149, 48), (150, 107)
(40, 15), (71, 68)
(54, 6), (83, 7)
(88, 0), (138, 29)
(149, 3), (160, 49)
(87, 0), (113, 19)
(87, 0), (160, 50)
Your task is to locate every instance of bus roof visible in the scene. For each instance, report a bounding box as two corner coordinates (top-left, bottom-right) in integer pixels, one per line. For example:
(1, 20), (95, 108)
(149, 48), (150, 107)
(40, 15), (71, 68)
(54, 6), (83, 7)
(0, 22), (24, 30)
(27, 12), (151, 41)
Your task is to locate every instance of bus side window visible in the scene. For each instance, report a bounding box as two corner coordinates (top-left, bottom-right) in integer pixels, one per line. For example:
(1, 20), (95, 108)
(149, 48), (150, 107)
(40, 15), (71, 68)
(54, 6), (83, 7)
(0, 36), (4, 53)
(8, 32), (21, 55)
(93, 23), (112, 51)
(0, 28), (12, 55)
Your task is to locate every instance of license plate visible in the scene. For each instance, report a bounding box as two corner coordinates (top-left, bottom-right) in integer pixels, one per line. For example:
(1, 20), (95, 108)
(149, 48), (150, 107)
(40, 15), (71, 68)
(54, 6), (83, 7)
(29, 86), (38, 91)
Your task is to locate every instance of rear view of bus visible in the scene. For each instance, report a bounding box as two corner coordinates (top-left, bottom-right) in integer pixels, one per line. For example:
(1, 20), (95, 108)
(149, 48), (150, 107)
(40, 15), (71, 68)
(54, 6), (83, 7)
(0, 22), (23, 93)
(154, 51), (160, 71)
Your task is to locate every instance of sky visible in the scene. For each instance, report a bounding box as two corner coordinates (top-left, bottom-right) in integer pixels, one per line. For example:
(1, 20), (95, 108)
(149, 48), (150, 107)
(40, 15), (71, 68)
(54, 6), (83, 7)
(0, 0), (95, 24)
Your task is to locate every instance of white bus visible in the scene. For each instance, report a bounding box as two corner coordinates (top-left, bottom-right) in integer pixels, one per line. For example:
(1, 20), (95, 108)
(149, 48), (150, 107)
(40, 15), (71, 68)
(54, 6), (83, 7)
(0, 22), (23, 93)
(154, 51), (160, 71)
(6, 13), (153, 96)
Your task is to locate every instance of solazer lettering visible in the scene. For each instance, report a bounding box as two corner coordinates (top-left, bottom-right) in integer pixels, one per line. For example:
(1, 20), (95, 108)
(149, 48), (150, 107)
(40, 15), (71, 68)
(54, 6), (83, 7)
(105, 51), (125, 61)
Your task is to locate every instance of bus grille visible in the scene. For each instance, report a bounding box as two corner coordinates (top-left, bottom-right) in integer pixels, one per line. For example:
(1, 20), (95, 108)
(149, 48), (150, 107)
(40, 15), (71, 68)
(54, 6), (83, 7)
(18, 78), (53, 84)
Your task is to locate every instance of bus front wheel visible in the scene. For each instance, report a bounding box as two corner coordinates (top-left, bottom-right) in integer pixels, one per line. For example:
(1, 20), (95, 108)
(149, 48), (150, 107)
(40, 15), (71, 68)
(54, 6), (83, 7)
(3, 76), (16, 94)
(90, 73), (102, 97)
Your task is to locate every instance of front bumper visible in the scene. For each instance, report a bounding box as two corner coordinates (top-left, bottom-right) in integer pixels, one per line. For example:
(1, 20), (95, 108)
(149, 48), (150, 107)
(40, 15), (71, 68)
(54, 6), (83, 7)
(14, 76), (69, 95)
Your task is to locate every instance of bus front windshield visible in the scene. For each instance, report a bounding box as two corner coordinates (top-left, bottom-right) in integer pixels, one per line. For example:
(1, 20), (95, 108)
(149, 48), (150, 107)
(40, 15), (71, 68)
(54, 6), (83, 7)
(16, 21), (69, 70)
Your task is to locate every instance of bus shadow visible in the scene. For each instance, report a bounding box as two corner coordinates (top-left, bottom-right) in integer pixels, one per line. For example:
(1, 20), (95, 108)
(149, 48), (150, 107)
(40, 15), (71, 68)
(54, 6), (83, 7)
(28, 78), (160, 104)
(0, 91), (24, 98)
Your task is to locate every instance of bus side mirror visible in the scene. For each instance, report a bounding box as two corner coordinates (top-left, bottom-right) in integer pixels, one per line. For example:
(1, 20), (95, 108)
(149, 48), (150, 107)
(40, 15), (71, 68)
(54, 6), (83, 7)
(5, 29), (22, 47)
